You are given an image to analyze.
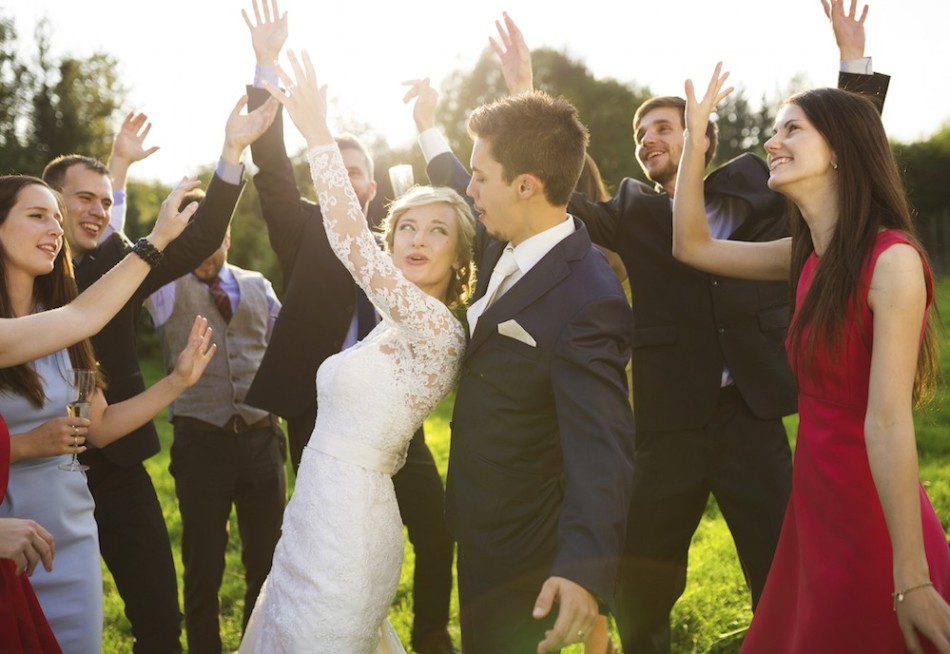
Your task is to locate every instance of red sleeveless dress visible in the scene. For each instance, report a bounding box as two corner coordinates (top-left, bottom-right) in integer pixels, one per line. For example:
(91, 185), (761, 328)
(0, 414), (60, 653)
(742, 230), (950, 653)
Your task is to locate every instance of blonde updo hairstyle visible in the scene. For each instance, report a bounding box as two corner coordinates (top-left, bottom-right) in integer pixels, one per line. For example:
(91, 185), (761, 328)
(380, 185), (477, 308)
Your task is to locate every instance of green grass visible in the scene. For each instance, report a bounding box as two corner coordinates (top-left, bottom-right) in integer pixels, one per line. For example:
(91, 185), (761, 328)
(101, 279), (950, 653)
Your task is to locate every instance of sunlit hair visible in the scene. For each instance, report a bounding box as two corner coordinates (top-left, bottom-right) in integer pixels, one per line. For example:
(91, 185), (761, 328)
(783, 87), (937, 404)
(633, 96), (719, 168)
(41, 154), (111, 191)
(336, 133), (374, 180)
(467, 91), (589, 206)
(0, 176), (99, 406)
(575, 152), (610, 202)
(380, 185), (476, 308)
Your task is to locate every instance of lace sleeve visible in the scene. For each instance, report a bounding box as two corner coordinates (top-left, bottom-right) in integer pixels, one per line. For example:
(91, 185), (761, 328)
(307, 144), (455, 339)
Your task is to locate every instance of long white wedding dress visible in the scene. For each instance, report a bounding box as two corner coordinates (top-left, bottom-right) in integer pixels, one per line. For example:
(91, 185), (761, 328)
(239, 144), (465, 653)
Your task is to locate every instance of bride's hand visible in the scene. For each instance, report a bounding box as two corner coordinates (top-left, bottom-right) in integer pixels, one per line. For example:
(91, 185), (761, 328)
(262, 49), (332, 148)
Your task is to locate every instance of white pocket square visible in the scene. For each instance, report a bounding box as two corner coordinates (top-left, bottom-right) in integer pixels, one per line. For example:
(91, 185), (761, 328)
(497, 319), (537, 347)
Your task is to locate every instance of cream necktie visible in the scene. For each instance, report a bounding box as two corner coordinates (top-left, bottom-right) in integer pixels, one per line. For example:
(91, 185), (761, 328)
(467, 246), (519, 336)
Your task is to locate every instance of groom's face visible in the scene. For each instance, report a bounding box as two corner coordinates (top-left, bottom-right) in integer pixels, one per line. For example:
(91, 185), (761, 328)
(467, 137), (523, 244)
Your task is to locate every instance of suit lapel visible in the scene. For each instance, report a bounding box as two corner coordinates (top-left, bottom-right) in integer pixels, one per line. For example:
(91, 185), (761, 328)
(466, 219), (589, 358)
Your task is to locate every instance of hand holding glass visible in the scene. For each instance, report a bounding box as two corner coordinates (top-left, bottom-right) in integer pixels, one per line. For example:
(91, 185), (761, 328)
(58, 369), (96, 472)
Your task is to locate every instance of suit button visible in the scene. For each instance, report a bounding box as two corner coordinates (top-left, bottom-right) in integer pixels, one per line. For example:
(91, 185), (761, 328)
(711, 280), (719, 286)
(718, 328), (725, 334)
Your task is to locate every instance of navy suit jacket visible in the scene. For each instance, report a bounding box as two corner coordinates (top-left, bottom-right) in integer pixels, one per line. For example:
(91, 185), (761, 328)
(430, 154), (636, 605)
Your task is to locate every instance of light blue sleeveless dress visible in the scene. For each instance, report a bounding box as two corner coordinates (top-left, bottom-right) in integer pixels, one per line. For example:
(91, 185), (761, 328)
(0, 349), (102, 653)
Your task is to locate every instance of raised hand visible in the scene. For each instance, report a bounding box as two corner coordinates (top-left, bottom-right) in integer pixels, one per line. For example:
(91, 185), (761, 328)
(821, 0), (868, 61)
(262, 50), (331, 147)
(110, 112), (160, 166)
(490, 12), (533, 95)
(146, 176), (203, 250)
(402, 78), (439, 132)
(223, 93), (280, 163)
(170, 316), (217, 389)
(684, 62), (734, 137)
(0, 518), (55, 576)
(243, 0), (288, 64)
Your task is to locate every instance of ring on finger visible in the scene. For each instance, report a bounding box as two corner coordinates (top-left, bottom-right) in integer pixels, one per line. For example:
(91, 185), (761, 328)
(577, 630), (585, 640)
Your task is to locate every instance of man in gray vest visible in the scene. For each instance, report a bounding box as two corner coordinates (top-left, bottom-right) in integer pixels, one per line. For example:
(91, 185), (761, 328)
(146, 204), (285, 654)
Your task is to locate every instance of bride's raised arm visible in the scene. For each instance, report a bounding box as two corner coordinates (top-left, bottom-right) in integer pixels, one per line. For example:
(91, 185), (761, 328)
(263, 50), (453, 336)
(671, 63), (791, 282)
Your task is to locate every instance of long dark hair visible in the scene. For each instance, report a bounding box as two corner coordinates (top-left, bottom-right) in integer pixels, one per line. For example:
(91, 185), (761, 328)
(0, 176), (99, 407)
(784, 88), (937, 403)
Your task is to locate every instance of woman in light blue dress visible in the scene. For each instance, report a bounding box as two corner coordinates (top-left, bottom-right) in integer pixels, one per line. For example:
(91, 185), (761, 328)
(0, 175), (215, 653)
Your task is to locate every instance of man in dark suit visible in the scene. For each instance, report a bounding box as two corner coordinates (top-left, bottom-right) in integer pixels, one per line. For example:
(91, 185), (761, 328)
(240, 5), (458, 652)
(569, 43), (887, 654)
(40, 98), (268, 652)
(425, 90), (636, 654)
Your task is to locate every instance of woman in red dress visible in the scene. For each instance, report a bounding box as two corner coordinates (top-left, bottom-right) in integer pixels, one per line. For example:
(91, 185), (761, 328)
(671, 64), (950, 653)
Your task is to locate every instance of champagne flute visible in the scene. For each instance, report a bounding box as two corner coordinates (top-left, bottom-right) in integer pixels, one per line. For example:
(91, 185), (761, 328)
(58, 368), (96, 472)
(388, 164), (415, 199)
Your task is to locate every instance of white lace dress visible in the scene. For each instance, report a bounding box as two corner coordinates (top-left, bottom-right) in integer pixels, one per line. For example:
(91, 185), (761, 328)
(239, 144), (464, 653)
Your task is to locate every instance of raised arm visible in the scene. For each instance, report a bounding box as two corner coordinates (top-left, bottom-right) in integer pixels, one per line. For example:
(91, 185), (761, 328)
(264, 50), (452, 335)
(491, 12), (533, 96)
(0, 177), (200, 369)
(671, 63), (790, 281)
(85, 316), (215, 446)
(107, 111), (160, 235)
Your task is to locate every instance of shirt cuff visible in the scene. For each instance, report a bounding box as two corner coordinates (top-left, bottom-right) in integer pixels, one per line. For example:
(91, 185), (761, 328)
(254, 63), (279, 89)
(112, 189), (125, 206)
(216, 158), (245, 185)
(418, 128), (451, 164)
(840, 57), (872, 75)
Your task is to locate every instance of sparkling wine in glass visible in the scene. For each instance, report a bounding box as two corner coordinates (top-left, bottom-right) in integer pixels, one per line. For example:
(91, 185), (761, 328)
(388, 164), (414, 200)
(59, 369), (96, 472)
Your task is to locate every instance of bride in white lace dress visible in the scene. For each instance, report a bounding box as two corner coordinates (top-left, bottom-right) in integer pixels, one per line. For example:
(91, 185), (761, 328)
(239, 50), (475, 653)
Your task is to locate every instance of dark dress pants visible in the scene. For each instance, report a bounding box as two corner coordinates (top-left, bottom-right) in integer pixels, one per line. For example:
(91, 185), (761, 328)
(82, 447), (183, 653)
(169, 419), (286, 654)
(457, 547), (557, 654)
(614, 386), (793, 654)
(288, 403), (455, 649)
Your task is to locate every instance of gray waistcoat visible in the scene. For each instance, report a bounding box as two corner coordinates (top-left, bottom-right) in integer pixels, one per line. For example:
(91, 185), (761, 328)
(159, 266), (271, 427)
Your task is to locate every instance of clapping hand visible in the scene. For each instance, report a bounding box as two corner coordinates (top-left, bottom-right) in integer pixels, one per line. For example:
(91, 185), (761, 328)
(262, 50), (332, 148)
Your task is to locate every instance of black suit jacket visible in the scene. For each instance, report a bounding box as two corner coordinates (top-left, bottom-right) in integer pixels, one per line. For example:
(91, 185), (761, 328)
(75, 173), (243, 465)
(243, 86), (358, 419)
(561, 70), (891, 433)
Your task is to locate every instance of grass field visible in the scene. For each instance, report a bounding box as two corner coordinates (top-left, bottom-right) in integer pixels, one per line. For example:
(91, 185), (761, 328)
(100, 279), (950, 653)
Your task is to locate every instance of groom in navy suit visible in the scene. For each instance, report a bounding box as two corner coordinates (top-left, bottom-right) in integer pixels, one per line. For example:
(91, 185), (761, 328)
(431, 91), (636, 653)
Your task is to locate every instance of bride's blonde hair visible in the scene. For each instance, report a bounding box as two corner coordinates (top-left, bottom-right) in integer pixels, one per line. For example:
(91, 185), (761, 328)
(381, 185), (477, 309)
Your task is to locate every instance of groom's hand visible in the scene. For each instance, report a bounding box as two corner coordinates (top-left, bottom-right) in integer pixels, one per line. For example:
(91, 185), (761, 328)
(533, 575), (598, 653)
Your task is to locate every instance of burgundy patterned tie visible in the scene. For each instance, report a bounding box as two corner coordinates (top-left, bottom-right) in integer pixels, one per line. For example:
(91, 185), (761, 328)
(204, 275), (232, 323)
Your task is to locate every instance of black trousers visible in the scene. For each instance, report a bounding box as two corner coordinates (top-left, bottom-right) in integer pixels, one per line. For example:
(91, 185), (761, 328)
(288, 404), (455, 648)
(614, 386), (792, 654)
(170, 418), (287, 654)
(82, 448), (183, 653)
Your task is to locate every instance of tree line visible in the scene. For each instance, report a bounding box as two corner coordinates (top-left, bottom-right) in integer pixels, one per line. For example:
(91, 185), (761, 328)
(3, 11), (950, 290)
